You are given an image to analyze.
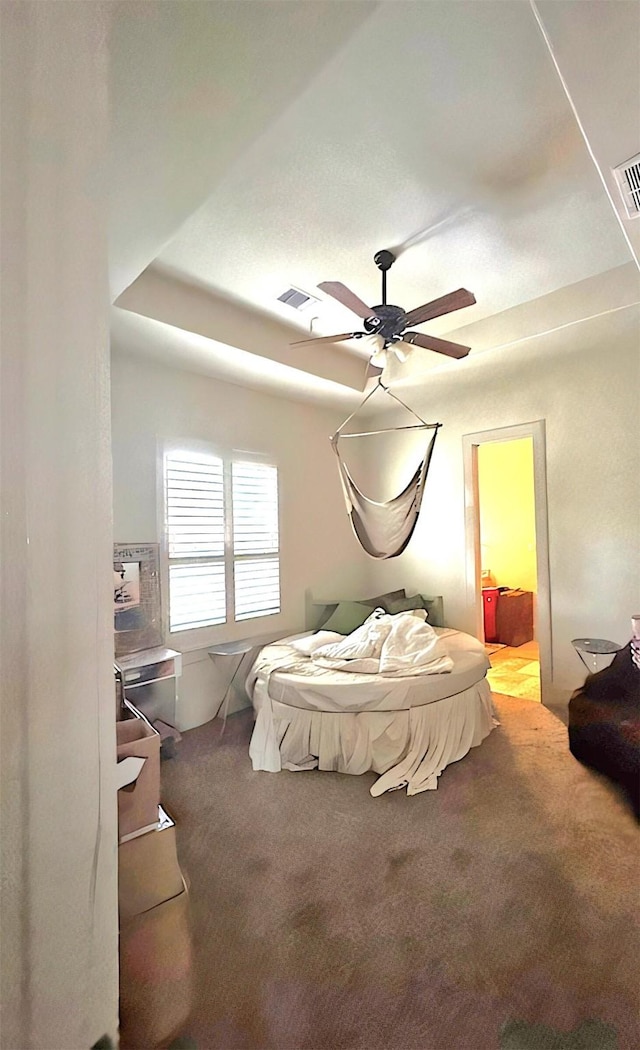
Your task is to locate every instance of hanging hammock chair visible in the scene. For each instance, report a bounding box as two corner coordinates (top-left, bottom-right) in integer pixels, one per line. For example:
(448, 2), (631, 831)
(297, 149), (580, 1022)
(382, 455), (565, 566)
(330, 380), (441, 560)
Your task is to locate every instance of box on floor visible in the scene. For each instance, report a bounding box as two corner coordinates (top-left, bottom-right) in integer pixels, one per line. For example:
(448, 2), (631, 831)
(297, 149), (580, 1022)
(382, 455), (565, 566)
(117, 771), (193, 1046)
(116, 714), (161, 839)
(119, 881), (192, 1050)
(118, 808), (184, 920)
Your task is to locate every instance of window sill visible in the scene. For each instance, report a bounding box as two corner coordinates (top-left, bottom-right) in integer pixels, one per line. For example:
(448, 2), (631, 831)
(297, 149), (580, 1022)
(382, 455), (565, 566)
(167, 612), (295, 655)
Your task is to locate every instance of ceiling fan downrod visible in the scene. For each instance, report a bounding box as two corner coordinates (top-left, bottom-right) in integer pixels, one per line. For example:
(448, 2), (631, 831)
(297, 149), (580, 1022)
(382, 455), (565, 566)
(366, 249), (405, 344)
(373, 249), (396, 306)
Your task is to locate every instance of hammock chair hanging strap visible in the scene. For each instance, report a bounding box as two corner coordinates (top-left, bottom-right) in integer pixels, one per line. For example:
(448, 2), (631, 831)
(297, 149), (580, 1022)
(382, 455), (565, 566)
(330, 381), (441, 560)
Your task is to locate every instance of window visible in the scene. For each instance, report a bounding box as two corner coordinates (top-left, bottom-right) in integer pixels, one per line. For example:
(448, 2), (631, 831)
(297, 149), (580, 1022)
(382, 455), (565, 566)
(164, 448), (280, 636)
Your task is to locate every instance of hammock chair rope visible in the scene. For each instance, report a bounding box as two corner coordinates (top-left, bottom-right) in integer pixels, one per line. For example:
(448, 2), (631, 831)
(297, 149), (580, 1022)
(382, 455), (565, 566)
(330, 380), (441, 560)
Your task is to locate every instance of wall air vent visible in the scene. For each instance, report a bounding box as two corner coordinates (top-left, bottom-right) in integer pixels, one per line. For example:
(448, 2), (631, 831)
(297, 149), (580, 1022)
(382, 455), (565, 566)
(612, 153), (640, 218)
(277, 287), (319, 311)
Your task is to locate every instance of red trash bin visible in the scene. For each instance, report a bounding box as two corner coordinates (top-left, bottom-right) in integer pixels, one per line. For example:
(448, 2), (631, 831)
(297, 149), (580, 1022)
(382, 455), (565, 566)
(482, 587), (500, 643)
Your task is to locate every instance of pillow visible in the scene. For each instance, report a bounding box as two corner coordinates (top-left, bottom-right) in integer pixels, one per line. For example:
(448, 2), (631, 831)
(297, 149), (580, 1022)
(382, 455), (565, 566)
(321, 601), (375, 635)
(419, 595), (444, 628)
(311, 602), (339, 629)
(384, 593), (445, 627)
(358, 589), (407, 611)
(311, 590), (406, 630)
(289, 631), (345, 655)
(383, 594), (424, 614)
(316, 589), (405, 612)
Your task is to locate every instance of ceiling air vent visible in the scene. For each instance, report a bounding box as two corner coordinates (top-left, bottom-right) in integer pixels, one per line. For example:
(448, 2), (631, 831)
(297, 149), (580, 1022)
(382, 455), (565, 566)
(277, 286), (319, 311)
(612, 153), (640, 218)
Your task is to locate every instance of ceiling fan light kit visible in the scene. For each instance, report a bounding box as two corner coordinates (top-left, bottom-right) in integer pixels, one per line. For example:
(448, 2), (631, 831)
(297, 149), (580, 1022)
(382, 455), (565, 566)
(291, 249), (477, 370)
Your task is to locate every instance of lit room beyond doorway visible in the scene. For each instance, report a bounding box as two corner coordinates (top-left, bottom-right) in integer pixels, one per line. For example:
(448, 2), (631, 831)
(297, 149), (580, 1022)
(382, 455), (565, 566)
(477, 437), (540, 702)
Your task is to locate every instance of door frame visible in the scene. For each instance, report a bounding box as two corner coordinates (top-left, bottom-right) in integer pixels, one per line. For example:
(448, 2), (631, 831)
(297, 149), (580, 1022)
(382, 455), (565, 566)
(462, 420), (552, 704)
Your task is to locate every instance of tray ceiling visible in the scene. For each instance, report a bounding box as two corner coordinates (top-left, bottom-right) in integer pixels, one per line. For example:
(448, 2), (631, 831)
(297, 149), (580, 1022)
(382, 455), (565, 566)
(110, 1), (639, 401)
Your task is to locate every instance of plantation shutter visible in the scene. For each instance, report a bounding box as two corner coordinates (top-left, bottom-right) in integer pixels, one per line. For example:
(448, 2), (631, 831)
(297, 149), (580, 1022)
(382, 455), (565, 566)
(166, 451), (226, 630)
(232, 461), (280, 620)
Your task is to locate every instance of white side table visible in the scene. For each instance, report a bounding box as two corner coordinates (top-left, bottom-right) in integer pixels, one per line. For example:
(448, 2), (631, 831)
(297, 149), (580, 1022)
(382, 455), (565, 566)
(208, 631), (287, 728)
(571, 638), (621, 674)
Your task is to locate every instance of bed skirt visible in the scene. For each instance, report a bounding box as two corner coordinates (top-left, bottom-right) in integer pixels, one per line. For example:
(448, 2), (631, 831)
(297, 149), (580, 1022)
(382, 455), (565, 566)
(248, 679), (497, 796)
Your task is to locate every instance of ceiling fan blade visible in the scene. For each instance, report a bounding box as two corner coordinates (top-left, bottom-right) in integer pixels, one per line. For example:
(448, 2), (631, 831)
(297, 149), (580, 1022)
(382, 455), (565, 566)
(317, 281), (377, 320)
(290, 332), (363, 347)
(402, 331), (471, 360)
(403, 288), (476, 328)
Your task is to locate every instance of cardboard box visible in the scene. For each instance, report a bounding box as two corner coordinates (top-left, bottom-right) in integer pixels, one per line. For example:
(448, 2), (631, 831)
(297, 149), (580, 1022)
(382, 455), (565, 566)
(118, 811), (183, 921)
(119, 883), (192, 1050)
(496, 588), (534, 647)
(116, 714), (160, 840)
(119, 799), (174, 845)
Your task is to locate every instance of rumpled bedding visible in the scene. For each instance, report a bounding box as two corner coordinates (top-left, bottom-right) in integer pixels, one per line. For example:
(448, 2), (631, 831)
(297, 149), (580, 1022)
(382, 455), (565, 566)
(311, 608), (453, 676)
(245, 622), (497, 795)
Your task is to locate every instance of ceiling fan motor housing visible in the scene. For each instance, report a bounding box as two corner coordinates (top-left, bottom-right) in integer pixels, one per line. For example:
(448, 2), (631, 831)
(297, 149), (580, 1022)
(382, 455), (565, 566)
(364, 303), (406, 340)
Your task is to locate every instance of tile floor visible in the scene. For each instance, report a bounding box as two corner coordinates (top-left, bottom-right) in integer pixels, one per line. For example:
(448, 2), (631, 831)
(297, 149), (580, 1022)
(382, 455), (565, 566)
(486, 639), (540, 702)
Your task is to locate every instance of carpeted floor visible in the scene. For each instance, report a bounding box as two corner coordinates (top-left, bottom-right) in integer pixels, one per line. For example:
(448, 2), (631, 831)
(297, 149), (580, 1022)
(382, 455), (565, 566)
(162, 694), (639, 1050)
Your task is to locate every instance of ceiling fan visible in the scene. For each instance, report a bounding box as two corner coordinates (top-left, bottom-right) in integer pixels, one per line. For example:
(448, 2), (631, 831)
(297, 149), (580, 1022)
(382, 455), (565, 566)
(291, 250), (476, 368)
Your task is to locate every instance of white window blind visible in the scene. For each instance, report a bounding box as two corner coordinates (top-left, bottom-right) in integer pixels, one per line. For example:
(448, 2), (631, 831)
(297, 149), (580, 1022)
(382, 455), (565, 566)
(166, 451), (226, 631)
(232, 462), (280, 620)
(164, 450), (280, 634)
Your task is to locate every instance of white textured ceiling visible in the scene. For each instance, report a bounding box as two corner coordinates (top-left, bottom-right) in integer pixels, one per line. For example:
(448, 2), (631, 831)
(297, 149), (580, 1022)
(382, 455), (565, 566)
(110, 0), (639, 399)
(108, 0), (374, 300)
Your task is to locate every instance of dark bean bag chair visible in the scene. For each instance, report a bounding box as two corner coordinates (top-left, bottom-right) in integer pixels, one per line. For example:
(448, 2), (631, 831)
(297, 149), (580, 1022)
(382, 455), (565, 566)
(568, 642), (640, 817)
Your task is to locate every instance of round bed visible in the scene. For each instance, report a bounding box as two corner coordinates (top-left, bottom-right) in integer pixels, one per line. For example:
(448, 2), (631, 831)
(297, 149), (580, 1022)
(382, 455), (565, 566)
(246, 627), (497, 796)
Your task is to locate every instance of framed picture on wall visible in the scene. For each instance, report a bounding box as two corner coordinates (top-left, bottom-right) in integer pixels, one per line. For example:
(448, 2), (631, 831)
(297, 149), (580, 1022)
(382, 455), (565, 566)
(114, 542), (162, 655)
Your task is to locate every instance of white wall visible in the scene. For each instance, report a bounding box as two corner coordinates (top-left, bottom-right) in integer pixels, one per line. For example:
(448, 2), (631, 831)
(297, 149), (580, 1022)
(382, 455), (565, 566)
(111, 350), (373, 728)
(1, 4), (118, 1047)
(364, 305), (640, 706)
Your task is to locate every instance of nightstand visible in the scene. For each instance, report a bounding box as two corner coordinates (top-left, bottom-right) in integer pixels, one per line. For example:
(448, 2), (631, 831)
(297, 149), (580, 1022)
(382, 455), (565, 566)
(115, 647), (182, 746)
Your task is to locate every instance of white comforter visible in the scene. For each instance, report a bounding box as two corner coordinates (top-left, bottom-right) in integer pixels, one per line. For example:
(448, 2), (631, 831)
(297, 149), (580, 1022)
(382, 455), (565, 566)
(311, 608), (453, 676)
(246, 624), (496, 794)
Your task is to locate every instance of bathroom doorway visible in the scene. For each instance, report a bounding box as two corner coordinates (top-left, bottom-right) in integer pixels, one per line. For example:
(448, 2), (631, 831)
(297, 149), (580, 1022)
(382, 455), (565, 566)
(463, 421), (552, 707)
(478, 437), (539, 701)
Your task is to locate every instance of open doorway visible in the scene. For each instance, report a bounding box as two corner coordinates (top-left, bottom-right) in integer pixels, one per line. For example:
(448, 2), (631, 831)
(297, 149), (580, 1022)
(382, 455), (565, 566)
(478, 437), (539, 702)
(463, 421), (552, 708)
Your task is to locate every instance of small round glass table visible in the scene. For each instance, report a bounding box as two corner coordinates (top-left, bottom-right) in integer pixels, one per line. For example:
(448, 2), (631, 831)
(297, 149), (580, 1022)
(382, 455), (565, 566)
(571, 637), (621, 674)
